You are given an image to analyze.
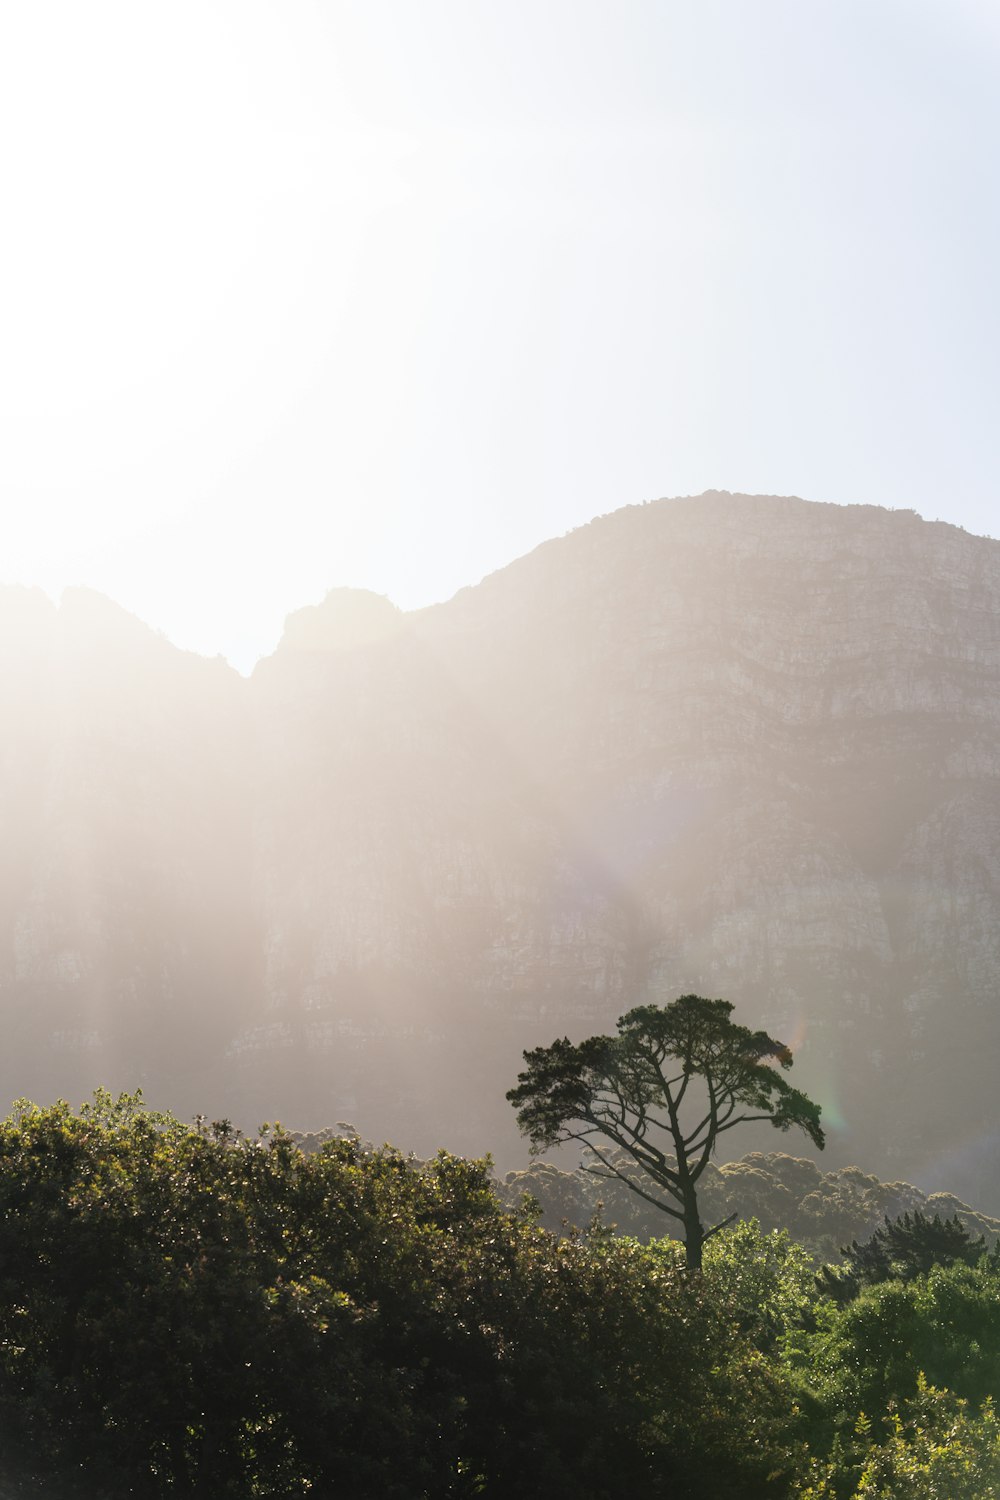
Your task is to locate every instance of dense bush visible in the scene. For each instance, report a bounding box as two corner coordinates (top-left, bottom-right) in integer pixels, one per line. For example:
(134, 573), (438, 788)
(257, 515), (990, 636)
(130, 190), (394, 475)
(799, 1262), (1000, 1420)
(0, 1094), (803, 1498)
(798, 1378), (1000, 1499)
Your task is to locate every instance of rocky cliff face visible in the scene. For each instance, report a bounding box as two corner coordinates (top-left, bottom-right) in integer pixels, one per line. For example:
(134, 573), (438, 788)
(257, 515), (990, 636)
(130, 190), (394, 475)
(0, 587), (257, 1119)
(3, 495), (1000, 1204)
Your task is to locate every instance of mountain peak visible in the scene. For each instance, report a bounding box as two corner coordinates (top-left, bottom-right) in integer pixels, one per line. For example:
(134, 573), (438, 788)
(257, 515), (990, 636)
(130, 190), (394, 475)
(278, 588), (402, 654)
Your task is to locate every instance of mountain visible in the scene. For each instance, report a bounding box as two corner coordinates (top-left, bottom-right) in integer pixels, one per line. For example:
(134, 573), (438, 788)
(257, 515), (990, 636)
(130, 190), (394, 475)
(3, 494), (1000, 1205)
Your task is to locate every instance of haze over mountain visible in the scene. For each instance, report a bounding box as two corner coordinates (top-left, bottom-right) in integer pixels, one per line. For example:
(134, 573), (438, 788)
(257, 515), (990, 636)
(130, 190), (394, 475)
(3, 492), (999, 1205)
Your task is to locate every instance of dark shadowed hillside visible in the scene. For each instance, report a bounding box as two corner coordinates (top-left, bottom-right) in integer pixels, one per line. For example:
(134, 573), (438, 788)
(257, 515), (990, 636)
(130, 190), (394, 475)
(3, 494), (1000, 1203)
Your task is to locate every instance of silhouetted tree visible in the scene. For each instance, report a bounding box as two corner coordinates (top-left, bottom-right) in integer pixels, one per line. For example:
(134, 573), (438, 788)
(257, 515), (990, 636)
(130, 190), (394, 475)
(507, 995), (824, 1269)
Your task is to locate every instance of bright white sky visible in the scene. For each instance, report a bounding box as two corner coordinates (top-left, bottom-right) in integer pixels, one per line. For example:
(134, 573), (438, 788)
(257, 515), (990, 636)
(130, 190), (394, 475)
(2, 0), (998, 671)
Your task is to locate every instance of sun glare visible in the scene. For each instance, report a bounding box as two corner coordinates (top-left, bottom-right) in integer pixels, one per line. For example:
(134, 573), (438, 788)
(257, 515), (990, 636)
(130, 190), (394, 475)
(1, 2), (415, 664)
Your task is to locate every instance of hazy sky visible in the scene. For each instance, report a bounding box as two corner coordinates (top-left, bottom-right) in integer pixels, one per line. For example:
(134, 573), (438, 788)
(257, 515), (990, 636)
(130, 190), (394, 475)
(2, 1), (998, 670)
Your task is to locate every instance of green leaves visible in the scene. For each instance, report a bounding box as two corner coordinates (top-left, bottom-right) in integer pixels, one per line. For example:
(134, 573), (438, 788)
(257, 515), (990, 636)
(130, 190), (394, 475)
(506, 1035), (613, 1150)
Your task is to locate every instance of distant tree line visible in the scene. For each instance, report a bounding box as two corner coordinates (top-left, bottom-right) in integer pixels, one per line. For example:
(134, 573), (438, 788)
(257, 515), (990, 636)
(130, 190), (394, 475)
(498, 1151), (1000, 1263)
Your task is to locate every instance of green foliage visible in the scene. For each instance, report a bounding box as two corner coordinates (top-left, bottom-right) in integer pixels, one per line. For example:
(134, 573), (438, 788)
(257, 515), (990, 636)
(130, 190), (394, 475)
(787, 1259), (1000, 1494)
(851, 1377), (1000, 1499)
(798, 1168), (932, 1263)
(7, 1089), (998, 1497)
(818, 1211), (987, 1304)
(704, 1219), (820, 1355)
(507, 994), (824, 1268)
(798, 1377), (1000, 1498)
(0, 1092), (802, 1498)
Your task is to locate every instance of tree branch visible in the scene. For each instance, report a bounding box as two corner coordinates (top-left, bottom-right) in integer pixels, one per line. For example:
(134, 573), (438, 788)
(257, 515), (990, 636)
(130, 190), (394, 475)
(702, 1211), (739, 1245)
(576, 1107), (681, 1189)
(579, 1140), (686, 1224)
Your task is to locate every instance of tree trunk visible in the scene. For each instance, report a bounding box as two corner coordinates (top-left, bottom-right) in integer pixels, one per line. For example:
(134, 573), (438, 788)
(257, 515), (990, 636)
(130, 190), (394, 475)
(681, 1187), (705, 1271)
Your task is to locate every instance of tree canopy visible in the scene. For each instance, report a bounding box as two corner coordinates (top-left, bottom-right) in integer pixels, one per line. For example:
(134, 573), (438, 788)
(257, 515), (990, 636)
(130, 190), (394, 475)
(507, 994), (825, 1268)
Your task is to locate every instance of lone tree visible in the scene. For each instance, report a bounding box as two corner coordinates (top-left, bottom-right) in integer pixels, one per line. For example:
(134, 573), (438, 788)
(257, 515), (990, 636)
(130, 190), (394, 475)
(507, 994), (824, 1269)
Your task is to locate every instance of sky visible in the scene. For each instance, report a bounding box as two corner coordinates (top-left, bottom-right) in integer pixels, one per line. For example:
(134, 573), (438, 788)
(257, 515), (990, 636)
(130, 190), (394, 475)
(2, 0), (998, 672)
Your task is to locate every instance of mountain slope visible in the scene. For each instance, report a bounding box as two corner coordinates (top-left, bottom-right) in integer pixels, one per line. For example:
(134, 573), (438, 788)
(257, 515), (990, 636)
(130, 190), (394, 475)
(3, 494), (1000, 1202)
(242, 494), (1000, 1197)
